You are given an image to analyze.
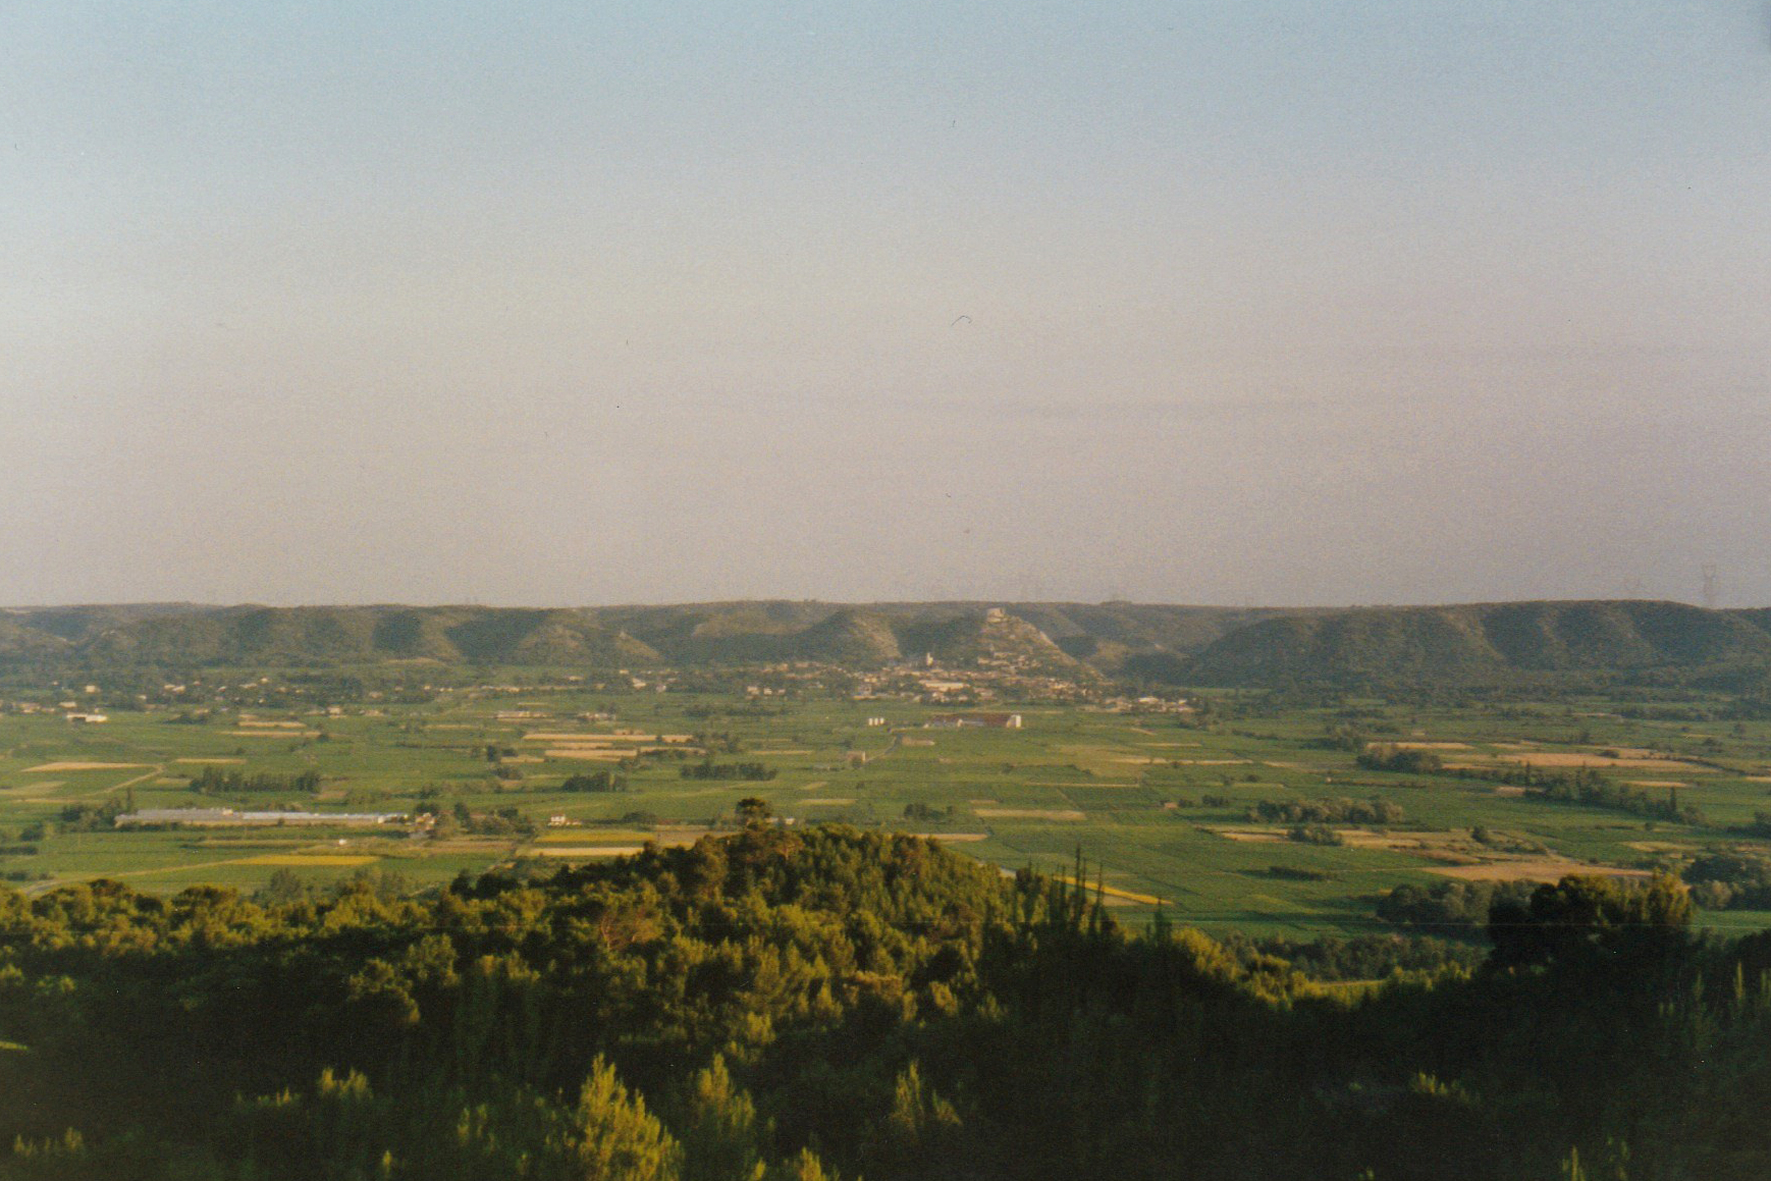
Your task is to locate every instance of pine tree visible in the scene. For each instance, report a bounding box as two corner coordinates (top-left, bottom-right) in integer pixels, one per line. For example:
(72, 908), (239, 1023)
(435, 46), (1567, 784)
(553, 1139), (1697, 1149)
(679, 1055), (766, 1181)
(561, 1056), (682, 1181)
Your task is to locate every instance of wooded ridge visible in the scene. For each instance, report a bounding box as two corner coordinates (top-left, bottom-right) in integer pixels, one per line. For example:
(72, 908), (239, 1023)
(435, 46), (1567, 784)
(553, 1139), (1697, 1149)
(5, 599), (1769, 689)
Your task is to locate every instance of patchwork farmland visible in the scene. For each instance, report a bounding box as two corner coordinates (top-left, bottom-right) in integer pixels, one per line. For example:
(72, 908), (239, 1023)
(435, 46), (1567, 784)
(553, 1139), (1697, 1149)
(5, 674), (1771, 937)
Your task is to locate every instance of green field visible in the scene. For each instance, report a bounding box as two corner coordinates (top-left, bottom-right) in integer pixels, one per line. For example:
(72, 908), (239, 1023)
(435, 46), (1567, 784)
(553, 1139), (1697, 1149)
(5, 676), (1771, 937)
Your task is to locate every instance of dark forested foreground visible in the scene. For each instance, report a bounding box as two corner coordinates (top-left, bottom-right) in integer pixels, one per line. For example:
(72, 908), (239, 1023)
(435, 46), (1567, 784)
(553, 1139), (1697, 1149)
(2, 829), (1768, 1180)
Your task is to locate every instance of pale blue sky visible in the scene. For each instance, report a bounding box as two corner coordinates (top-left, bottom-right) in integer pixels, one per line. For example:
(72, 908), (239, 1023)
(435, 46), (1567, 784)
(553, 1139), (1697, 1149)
(3, 2), (1767, 606)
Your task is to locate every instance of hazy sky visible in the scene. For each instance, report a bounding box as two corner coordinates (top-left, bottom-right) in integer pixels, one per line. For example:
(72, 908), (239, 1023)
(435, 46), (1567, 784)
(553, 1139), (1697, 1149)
(4, 2), (1768, 607)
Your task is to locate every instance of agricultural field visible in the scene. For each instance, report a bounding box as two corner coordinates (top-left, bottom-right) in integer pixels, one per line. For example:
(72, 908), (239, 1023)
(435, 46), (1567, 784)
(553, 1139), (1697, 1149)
(5, 675), (1771, 937)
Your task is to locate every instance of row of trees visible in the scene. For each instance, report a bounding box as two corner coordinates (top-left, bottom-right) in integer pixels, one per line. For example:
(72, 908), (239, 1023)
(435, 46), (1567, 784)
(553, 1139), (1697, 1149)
(559, 770), (628, 793)
(1249, 796), (1405, 825)
(1355, 740), (1709, 826)
(1523, 767), (1704, 824)
(679, 760), (777, 782)
(190, 765), (322, 795)
(1356, 743), (1445, 774)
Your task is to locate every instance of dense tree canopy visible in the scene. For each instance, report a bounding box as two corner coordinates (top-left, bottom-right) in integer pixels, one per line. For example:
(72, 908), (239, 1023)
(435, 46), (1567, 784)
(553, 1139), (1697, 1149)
(0, 829), (1768, 1179)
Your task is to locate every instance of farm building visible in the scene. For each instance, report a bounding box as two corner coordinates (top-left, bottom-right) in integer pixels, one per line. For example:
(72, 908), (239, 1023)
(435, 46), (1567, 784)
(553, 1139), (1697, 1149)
(927, 713), (1023, 729)
(117, 808), (408, 828)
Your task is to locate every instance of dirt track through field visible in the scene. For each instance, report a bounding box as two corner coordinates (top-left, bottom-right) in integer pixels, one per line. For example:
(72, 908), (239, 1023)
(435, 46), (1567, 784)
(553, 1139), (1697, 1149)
(1493, 753), (1708, 772)
(974, 808), (1086, 821)
(82, 766), (165, 799)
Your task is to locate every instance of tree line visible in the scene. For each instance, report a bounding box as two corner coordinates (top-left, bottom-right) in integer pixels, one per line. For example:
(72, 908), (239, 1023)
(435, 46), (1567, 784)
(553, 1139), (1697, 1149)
(679, 760), (777, 782)
(190, 765), (322, 795)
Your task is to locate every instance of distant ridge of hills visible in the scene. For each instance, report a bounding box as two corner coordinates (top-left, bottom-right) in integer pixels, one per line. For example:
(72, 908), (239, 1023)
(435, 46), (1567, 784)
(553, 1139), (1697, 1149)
(1184, 600), (1771, 688)
(3, 599), (1769, 689)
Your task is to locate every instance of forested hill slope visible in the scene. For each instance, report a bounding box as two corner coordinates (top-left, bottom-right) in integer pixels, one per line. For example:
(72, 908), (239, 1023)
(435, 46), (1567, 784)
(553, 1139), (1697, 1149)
(0, 602), (1144, 676)
(4, 599), (1769, 688)
(1, 827), (1769, 1178)
(1184, 600), (1771, 688)
(0, 605), (663, 670)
